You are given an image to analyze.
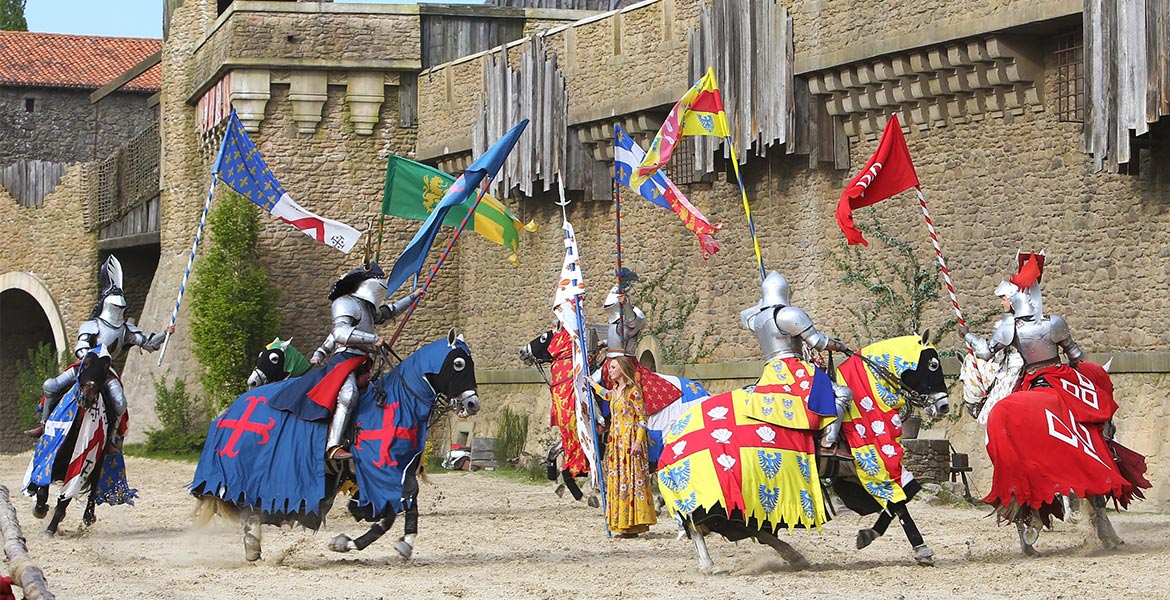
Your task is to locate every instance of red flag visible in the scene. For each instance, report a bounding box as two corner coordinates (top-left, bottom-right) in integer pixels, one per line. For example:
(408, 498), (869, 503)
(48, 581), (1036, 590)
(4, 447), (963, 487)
(836, 115), (920, 246)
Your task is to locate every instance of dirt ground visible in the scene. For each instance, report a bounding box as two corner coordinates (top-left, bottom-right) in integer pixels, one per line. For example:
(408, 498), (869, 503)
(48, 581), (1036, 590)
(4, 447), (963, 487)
(0, 451), (1166, 599)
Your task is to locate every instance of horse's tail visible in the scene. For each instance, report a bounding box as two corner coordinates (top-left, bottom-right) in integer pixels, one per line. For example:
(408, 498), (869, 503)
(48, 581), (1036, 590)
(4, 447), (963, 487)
(417, 459), (431, 485)
(192, 496), (241, 528)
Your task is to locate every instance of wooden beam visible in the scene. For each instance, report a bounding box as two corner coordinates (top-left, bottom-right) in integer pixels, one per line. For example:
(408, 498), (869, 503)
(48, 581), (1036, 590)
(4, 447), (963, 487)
(90, 50), (162, 104)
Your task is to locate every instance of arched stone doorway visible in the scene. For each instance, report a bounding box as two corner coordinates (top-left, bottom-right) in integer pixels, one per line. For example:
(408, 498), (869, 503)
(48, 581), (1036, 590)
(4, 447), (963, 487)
(0, 272), (67, 452)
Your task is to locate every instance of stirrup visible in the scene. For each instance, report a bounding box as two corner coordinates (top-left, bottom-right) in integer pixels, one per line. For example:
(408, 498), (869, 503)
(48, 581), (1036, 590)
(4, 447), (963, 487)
(326, 446), (353, 461)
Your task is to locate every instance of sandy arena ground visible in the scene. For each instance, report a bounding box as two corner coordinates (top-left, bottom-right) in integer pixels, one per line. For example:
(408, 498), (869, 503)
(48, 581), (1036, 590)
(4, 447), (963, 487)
(0, 451), (1166, 599)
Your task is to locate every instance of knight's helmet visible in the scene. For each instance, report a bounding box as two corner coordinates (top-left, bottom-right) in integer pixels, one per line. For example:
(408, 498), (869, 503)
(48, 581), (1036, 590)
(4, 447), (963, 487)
(329, 261), (389, 305)
(738, 270), (790, 330)
(994, 251), (1045, 319)
(95, 255), (128, 327)
(603, 269), (644, 355)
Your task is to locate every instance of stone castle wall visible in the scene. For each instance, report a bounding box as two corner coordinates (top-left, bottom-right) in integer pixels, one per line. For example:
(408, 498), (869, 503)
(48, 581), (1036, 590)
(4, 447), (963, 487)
(413, 0), (1170, 505)
(0, 87), (158, 165)
(0, 166), (100, 449)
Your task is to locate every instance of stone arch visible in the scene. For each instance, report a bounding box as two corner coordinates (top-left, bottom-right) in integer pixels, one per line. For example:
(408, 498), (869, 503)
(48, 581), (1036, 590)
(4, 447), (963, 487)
(0, 272), (67, 357)
(635, 334), (662, 372)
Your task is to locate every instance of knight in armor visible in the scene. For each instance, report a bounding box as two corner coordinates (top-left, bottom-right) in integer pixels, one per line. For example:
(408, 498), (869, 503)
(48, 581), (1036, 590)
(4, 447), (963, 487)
(26, 255), (174, 440)
(306, 262), (421, 461)
(959, 253), (1083, 387)
(602, 279), (645, 359)
(739, 271), (854, 449)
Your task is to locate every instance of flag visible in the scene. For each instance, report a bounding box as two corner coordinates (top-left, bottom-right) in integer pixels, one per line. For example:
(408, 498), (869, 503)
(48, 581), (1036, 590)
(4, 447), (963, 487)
(385, 119), (529, 297)
(836, 114), (921, 246)
(614, 124), (721, 256)
(383, 154), (537, 266)
(552, 219), (601, 482)
(636, 66), (730, 180)
(215, 111), (362, 253)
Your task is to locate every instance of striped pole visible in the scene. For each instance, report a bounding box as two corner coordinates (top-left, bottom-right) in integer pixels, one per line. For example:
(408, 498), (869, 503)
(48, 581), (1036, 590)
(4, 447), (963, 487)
(157, 176), (217, 365)
(725, 138), (766, 282)
(915, 187), (966, 329)
(386, 176), (495, 350)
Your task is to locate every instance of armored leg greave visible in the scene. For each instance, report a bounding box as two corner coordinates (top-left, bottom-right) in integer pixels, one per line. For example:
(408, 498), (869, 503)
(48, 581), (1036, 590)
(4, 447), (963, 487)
(327, 373), (359, 450)
(41, 367), (78, 424)
(820, 382), (854, 448)
(102, 378), (128, 424)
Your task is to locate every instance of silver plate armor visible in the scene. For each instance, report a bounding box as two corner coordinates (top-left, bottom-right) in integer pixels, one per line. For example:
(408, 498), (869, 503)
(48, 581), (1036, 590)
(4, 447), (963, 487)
(98, 293), (128, 328)
(75, 318), (166, 360)
(966, 314), (1083, 371)
(603, 285), (645, 356)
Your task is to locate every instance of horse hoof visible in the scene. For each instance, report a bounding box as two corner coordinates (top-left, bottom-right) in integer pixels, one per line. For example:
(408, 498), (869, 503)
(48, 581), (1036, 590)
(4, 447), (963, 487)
(83, 512), (97, 527)
(394, 540), (414, 560)
(40, 529), (55, 540)
(328, 534), (354, 553)
(245, 548), (261, 562)
(554, 484), (566, 498)
(856, 528), (879, 549)
(586, 495), (600, 509)
(32, 504), (48, 520)
(913, 544), (935, 566)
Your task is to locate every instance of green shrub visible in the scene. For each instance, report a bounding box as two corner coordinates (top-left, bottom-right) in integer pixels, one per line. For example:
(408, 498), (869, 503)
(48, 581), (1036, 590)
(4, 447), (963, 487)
(14, 343), (69, 430)
(143, 375), (208, 455)
(189, 190), (281, 411)
(494, 406), (529, 467)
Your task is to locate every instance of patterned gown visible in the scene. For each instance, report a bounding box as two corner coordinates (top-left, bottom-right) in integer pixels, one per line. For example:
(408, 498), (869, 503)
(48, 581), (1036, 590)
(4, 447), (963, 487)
(603, 385), (658, 535)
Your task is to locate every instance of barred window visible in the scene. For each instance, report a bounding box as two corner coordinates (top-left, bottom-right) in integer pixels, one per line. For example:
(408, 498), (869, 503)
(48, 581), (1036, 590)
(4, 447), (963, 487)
(1054, 29), (1085, 123)
(664, 136), (708, 185)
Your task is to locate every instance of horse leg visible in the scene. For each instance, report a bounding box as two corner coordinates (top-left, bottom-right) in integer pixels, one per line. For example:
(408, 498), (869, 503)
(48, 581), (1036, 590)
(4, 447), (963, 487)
(330, 513), (398, 553)
(82, 492), (98, 527)
(242, 509), (263, 562)
(684, 519), (717, 575)
(890, 503), (934, 566)
(1016, 521), (1041, 557)
(394, 501), (419, 560)
(857, 507), (895, 549)
(45, 496), (72, 537)
(32, 485), (49, 520)
(1088, 495), (1124, 550)
(754, 531), (811, 570)
(560, 469), (584, 501)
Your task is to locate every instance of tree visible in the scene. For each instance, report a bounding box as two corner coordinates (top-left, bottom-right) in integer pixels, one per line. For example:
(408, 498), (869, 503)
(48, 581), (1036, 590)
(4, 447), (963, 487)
(0, 0), (28, 31)
(189, 191), (281, 410)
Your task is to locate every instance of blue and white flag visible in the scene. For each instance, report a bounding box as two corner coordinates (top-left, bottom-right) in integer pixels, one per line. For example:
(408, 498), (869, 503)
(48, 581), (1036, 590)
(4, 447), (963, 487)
(614, 123), (721, 255)
(215, 112), (362, 253)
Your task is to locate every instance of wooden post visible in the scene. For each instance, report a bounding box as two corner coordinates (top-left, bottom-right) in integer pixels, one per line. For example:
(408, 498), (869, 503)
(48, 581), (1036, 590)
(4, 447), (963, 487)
(0, 486), (56, 600)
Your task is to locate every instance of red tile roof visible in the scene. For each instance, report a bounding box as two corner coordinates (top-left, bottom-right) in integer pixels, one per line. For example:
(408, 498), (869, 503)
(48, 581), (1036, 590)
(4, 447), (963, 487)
(0, 31), (161, 93)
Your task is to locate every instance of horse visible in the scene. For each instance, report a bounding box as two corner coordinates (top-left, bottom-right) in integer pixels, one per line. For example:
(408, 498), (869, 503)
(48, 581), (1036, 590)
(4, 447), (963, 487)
(656, 334), (949, 574)
(191, 329), (479, 562)
(822, 333), (950, 566)
(520, 327), (599, 505)
(521, 328), (709, 506)
(22, 349), (138, 537)
(961, 352), (1150, 556)
(246, 337), (311, 389)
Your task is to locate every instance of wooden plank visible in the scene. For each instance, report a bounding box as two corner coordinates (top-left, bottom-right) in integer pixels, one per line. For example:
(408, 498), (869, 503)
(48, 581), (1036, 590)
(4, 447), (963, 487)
(90, 51), (162, 104)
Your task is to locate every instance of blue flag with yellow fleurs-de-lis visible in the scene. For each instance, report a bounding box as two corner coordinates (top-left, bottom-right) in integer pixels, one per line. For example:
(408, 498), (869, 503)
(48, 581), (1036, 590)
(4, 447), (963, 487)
(214, 110), (362, 253)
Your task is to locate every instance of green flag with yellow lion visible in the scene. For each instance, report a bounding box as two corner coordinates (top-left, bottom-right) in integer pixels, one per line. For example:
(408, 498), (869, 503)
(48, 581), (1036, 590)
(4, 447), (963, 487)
(382, 154), (537, 266)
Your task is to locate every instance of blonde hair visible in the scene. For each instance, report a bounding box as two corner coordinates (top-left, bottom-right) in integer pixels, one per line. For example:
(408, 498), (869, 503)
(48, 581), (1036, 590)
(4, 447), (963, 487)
(609, 355), (638, 388)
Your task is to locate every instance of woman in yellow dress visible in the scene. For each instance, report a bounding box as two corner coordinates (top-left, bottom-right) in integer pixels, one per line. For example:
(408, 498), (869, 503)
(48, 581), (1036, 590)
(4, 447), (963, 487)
(600, 355), (657, 537)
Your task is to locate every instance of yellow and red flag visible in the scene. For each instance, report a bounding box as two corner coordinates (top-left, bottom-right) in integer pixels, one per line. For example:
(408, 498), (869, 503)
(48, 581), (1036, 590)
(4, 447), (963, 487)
(636, 67), (730, 180)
